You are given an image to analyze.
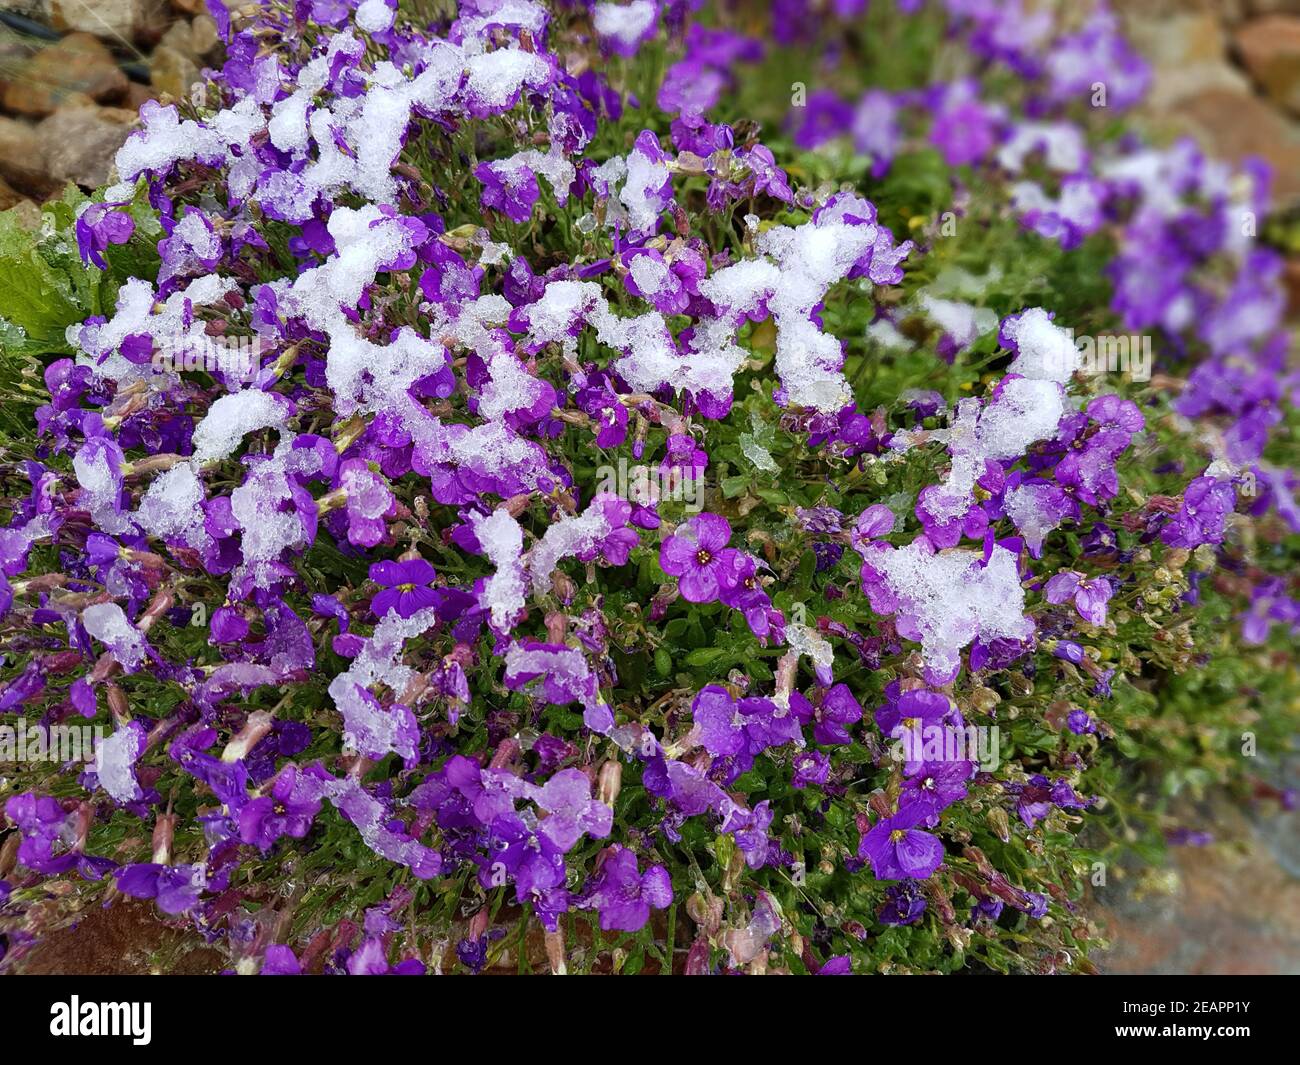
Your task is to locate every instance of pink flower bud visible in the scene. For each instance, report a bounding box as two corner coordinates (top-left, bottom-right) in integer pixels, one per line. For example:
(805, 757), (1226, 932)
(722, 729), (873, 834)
(152, 812), (177, 865)
(597, 760), (622, 807)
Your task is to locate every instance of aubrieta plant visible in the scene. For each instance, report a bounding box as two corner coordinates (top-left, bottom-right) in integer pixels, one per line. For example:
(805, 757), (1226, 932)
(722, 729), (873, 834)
(0, 0), (1297, 975)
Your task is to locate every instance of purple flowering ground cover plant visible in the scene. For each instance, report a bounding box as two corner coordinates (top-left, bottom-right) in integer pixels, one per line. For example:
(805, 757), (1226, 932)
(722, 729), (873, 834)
(0, 0), (1298, 975)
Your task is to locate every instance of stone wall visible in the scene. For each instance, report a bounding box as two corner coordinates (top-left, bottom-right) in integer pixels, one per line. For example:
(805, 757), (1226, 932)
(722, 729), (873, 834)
(1123, 0), (1300, 209)
(0, 0), (227, 211)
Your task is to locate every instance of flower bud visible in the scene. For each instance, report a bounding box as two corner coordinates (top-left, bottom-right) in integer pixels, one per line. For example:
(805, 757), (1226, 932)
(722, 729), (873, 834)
(986, 806), (1011, 843)
(544, 928), (567, 975)
(152, 812), (177, 865)
(106, 683), (130, 726)
(0, 832), (19, 878)
(489, 737), (521, 770)
(684, 936), (711, 975)
(222, 710), (274, 763)
(545, 610), (567, 643)
(686, 891), (723, 934)
(597, 760), (622, 807)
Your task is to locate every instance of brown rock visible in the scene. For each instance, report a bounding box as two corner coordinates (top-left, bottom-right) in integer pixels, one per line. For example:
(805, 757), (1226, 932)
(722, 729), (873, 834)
(1247, 0), (1300, 15)
(190, 14), (222, 61)
(157, 19), (195, 52)
(1235, 15), (1300, 115)
(35, 104), (138, 189)
(0, 115), (40, 162)
(0, 175), (28, 211)
(124, 81), (159, 111)
(48, 0), (158, 40)
(1118, 0), (1248, 24)
(1, 1), (51, 19)
(0, 27), (38, 97)
(1126, 13), (1250, 109)
(1284, 257), (1300, 319)
(0, 115), (56, 198)
(1, 33), (129, 117)
(1095, 783), (1300, 975)
(1177, 88), (1300, 209)
(3, 197), (44, 229)
(150, 44), (201, 102)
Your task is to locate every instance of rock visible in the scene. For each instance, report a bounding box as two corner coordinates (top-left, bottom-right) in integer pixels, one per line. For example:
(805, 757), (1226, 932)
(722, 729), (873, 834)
(1284, 258), (1300, 319)
(1094, 765), (1300, 975)
(157, 19), (195, 53)
(0, 33), (28, 103)
(125, 81), (159, 111)
(1119, 0), (1243, 16)
(1235, 16), (1300, 116)
(1126, 13), (1251, 109)
(0, 27), (37, 96)
(1, 33), (129, 117)
(0, 115), (60, 199)
(155, 16), (222, 61)
(50, 0), (137, 39)
(0, 175), (29, 212)
(1, 1), (51, 20)
(35, 104), (138, 189)
(0, 116), (39, 163)
(1178, 88), (1300, 209)
(2, 197), (44, 229)
(150, 44), (201, 102)
(1247, 0), (1300, 14)
(190, 15), (222, 61)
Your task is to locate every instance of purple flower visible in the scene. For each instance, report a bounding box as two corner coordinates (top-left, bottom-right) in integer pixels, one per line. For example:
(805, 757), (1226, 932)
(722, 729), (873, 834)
(369, 558), (438, 618)
(858, 803), (945, 880)
(1066, 709), (1097, 735)
(791, 90), (853, 150)
(791, 750), (830, 789)
(879, 881), (927, 926)
(737, 144), (793, 203)
(75, 203), (135, 270)
(691, 684), (747, 758)
(1044, 570), (1113, 626)
(534, 768), (613, 853)
(659, 512), (734, 603)
(874, 686), (954, 738)
(209, 606), (250, 644)
(115, 863), (206, 914)
(238, 765), (323, 851)
(1160, 474), (1236, 549)
(929, 80), (1003, 167)
(791, 683), (863, 746)
(261, 944), (303, 975)
(1020, 891), (1049, 919)
(455, 929), (506, 974)
(1009, 774), (1091, 828)
(582, 845), (674, 932)
(338, 459), (396, 548)
(900, 760), (973, 818)
(717, 551), (780, 639)
(476, 159), (542, 225)
(346, 936), (425, 976)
